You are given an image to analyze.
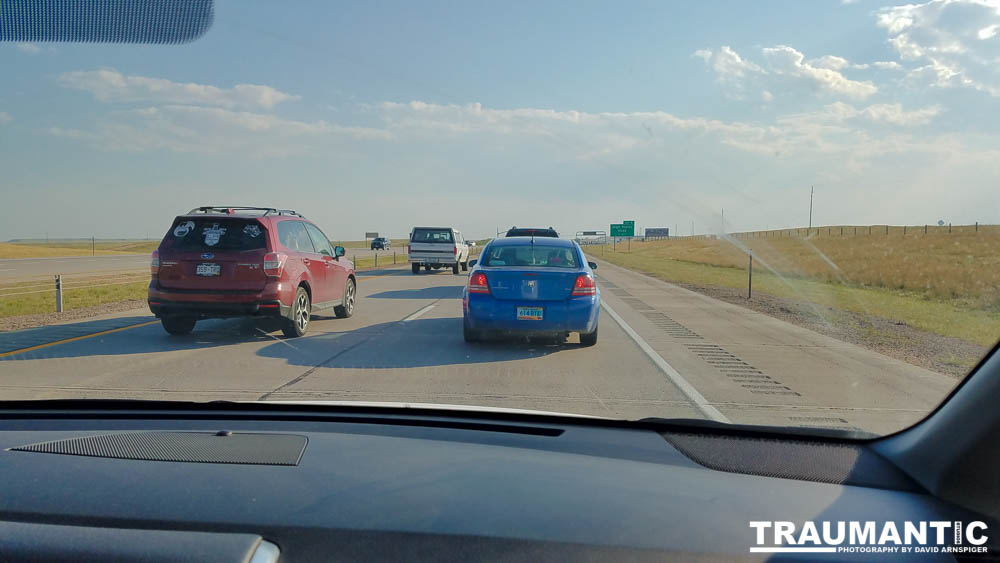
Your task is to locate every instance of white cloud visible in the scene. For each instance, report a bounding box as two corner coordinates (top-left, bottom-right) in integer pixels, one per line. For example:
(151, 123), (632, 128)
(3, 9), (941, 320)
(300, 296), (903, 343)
(57, 69), (299, 109)
(14, 43), (41, 55)
(695, 45), (878, 100)
(0, 112), (11, 124)
(876, 0), (1000, 96)
(50, 105), (388, 156)
(873, 61), (903, 70)
(375, 100), (950, 164)
(762, 46), (878, 99)
(808, 55), (850, 70)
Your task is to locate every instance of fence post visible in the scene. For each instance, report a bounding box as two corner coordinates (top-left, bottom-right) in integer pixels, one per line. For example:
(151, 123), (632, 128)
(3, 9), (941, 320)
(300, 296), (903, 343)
(903, 226), (906, 235)
(92, 236), (95, 256)
(885, 225), (889, 235)
(840, 227), (843, 236)
(393, 252), (396, 264)
(55, 275), (63, 313)
(975, 222), (978, 232)
(747, 251), (753, 300)
(375, 253), (378, 269)
(353, 255), (357, 269)
(869, 226), (872, 235)
(925, 225), (927, 234)
(949, 223), (952, 234)
(854, 227), (857, 236)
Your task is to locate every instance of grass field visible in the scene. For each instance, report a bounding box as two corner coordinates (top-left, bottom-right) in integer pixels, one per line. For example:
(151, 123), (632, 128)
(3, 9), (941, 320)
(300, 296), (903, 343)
(0, 240), (159, 259)
(0, 272), (149, 318)
(589, 225), (1000, 347)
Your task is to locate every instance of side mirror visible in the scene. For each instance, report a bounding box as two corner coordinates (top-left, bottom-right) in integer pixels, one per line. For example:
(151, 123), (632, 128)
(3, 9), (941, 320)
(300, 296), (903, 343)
(588, 261), (598, 270)
(468, 260), (477, 267)
(335, 246), (346, 258)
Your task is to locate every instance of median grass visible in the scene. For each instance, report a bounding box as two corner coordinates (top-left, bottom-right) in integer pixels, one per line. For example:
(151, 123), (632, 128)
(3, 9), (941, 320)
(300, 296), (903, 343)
(0, 279), (148, 319)
(589, 226), (1000, 347)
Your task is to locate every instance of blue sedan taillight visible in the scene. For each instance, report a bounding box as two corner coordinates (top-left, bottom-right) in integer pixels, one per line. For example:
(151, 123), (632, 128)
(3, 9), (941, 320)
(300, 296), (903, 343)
(571, 274), (596, 296)
(468, 272), (490, 294)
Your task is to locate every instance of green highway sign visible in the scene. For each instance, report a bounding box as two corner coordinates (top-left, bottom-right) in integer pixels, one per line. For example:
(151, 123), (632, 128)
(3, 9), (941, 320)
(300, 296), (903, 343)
(623, 220), (635, 226)
(610, 223), (634, 237)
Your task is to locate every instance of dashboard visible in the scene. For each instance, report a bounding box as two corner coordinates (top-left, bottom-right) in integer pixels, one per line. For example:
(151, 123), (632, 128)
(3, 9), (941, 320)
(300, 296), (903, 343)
(0, 405), (994, 562)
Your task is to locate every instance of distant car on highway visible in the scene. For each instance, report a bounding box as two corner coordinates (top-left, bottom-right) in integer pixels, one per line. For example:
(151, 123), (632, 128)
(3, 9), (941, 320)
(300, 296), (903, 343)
(462, 237), (599, 345)
(370, 237), (391, 250)
(148, 206), (356, 338)
(506, 226), (559, 238)
(408, 227), (470, 275)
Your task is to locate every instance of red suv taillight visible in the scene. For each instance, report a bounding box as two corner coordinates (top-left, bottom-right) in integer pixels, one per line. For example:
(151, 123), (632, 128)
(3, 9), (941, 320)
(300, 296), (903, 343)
(150, 250), (160, 275)
(571, 274), (596, 296)
(407, 244), (411, 254)
(453, 245), (458, 255)
(263, 252), (287, 277)
(468, 272), (490, 294)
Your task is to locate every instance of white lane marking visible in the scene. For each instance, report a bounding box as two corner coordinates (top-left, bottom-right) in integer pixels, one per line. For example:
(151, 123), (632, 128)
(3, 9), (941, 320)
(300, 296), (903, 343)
(601, 302), (731, 423)
(0, 269), (14, 272)
(402, 304), (435, 322)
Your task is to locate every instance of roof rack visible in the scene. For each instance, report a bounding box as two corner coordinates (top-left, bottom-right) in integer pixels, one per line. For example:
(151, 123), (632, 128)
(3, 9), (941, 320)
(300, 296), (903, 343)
(186, 207), (305, 218)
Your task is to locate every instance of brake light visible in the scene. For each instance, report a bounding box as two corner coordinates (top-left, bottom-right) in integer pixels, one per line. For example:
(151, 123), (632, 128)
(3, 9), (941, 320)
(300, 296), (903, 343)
(468, 272), (490, 294)
(571, 274), (597, 296)
(453, 245), (458, 255)
(150, 250), (160, 275)
(263, 252), (287, 277)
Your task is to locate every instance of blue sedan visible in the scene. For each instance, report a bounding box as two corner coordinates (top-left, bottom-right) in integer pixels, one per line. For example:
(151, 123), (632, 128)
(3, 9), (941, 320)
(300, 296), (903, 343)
(462, 237), (600, 345)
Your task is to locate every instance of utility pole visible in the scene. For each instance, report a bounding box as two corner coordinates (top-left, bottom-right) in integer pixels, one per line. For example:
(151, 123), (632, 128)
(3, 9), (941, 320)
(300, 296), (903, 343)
(808, 186), (814, 229)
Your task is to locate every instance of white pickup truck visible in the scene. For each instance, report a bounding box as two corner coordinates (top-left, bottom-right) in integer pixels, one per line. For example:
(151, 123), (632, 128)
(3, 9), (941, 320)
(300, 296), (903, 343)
(408, 227), (470, 275)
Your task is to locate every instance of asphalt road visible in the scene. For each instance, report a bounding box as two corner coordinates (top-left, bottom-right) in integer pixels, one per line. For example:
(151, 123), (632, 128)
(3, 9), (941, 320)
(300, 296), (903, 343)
(0, 255), (151, 279)
(0, 260), (956, 435)
(0, 248), (404, 280)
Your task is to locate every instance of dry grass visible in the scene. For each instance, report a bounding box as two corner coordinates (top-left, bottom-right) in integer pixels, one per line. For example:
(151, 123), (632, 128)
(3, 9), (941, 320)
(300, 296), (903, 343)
(592, 224), (1000, 347)
(0, 241), (158, 259)
(0, 272), (149, 318)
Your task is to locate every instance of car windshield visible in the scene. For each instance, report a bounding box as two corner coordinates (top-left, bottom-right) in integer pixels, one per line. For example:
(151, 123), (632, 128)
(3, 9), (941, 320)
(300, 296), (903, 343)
(1, 0), (998, 439)
(482, 244), (580, 268)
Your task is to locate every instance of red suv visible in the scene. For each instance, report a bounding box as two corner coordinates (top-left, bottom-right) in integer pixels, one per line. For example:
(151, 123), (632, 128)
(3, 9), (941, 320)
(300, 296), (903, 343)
(148, 207), (356, 337)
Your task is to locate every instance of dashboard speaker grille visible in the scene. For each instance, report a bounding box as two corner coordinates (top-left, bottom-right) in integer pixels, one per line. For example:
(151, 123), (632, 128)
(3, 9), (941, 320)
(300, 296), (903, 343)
(9, 432), (306, 466)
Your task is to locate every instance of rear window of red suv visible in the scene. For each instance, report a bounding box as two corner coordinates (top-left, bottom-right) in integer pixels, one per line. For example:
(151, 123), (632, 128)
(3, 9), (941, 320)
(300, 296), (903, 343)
(165, 218), (269, 251)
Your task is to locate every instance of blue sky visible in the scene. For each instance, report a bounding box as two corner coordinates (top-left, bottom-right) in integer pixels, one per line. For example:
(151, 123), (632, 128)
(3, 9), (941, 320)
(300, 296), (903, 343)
(2, 0), (1000, 241)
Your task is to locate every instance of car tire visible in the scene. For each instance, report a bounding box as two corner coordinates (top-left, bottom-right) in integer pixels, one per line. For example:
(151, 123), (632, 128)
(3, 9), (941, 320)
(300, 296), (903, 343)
(282, 286), (311, 338)
(580, 324), (598, 347)
(463, 321), (481, 343)
(412, 263), (420, 275)
(452, 262), (460, 275)
(334, 278), (355, 318)
(425, 265), (432, 271)
(461, 259), (469, 272)
(161, 316), (196, 336)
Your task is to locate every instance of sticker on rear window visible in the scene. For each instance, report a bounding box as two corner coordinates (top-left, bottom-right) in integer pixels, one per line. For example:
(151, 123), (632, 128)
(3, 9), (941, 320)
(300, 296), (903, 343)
(203, 223), (227, 246)
(243, 224), (262, 238)
(173, 221), (195, 238)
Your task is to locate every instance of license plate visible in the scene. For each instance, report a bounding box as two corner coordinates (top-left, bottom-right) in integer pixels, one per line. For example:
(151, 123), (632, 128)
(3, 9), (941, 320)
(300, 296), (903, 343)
(196, 263), (221, 276)
(517, 306), (543, 321)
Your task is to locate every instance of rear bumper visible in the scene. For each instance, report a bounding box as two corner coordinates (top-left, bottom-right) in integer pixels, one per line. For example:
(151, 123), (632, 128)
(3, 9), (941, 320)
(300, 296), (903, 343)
(463, 293), (599, 334)
(410, 255), (459, 265)
(147, 281), (292, 319)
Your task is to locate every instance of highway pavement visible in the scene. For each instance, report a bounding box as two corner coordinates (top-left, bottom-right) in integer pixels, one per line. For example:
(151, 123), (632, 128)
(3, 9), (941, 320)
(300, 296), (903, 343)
(0, 255), (151, 279)
(0, 248), (404, 281)
(0, 260), (957, 435)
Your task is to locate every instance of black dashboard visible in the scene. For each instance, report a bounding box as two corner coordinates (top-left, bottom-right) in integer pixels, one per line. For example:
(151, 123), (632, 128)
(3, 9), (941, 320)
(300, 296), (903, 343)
(0, 405), (994, 562)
